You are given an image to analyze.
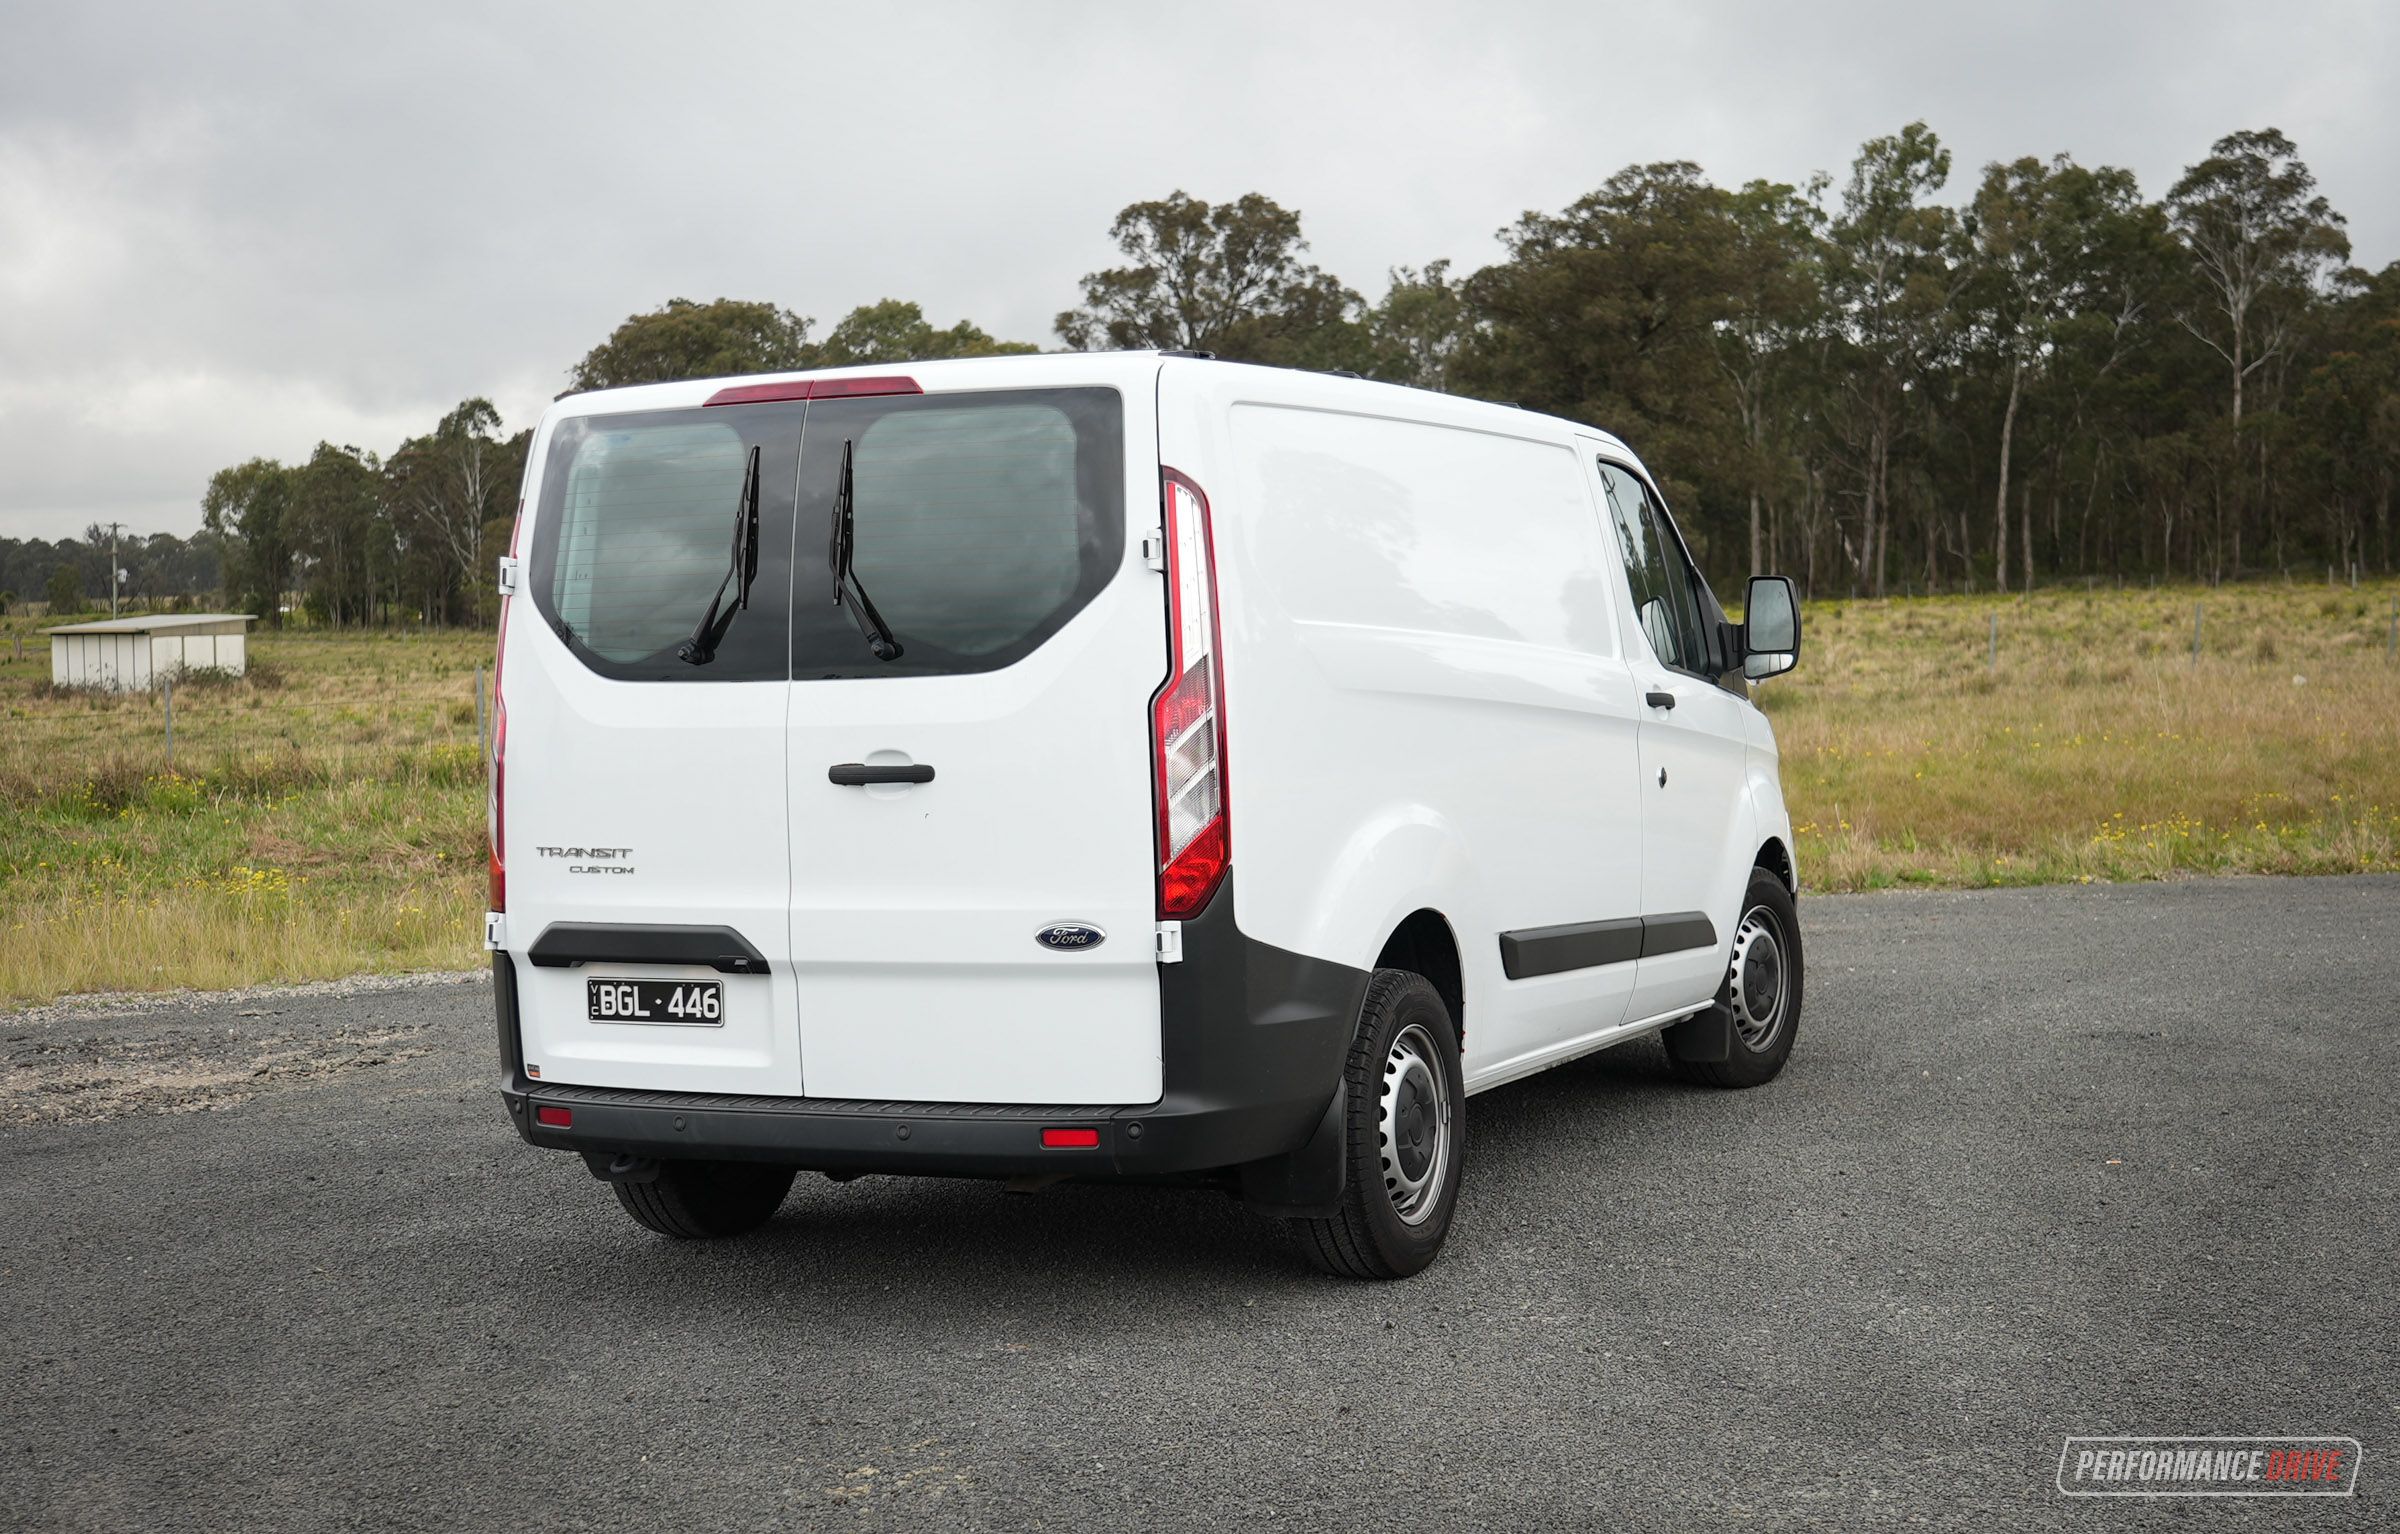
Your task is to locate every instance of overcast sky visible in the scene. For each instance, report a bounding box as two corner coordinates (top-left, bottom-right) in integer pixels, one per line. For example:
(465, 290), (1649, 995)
(2, 0), (2392, 539)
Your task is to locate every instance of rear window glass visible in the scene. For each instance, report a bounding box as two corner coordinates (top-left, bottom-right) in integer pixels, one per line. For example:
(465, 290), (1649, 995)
(792, 388), (1124, 679)
(550, 422), (751, 664)
(524, 387), (1122, 683)
(848, 406), (1080, 655)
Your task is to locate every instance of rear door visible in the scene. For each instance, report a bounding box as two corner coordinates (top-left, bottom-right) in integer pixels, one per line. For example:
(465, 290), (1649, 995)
(504, 402), (804, 1095)
(780, 384), (1167, 1104)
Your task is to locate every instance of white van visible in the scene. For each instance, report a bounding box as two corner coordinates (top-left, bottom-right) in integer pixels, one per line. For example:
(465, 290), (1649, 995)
(488, 351), (1805, 1278)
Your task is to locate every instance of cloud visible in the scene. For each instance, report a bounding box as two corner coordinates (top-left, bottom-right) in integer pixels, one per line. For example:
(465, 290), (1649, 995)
(2, 0), (2393, 538)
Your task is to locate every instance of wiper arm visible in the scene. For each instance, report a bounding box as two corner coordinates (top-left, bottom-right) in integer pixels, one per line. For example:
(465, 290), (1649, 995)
(828, 438), (902, 662)
(677, 444), (761, 666)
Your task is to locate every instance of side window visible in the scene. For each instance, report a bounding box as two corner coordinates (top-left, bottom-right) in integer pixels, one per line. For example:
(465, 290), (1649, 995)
(1646, 500), (1717, 675)
(1599, 462), (1700, 671)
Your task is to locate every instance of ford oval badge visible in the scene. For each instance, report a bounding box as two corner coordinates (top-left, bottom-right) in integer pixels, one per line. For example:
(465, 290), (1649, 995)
(1035, 923), (1106, 952)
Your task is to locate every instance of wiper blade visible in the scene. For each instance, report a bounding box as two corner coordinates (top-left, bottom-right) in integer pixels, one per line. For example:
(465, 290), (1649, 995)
(829, 438), (902, 662)
(677, 444), (761, 666)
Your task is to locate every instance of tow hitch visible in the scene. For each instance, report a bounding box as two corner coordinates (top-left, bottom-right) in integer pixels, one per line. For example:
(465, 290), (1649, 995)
(582, 1151), (661, 1185)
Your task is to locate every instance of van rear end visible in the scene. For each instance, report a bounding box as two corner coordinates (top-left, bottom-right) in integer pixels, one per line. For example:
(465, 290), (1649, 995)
(490, 355), (1358, 1209)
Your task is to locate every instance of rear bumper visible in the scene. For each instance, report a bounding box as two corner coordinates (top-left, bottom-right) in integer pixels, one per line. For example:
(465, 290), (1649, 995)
(492, 877), (1366, 1180)
(498, 1079), (1306, 1178)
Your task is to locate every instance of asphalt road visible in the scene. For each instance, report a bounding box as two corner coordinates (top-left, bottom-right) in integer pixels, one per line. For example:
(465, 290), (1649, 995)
(5, 876), (2395, 1531)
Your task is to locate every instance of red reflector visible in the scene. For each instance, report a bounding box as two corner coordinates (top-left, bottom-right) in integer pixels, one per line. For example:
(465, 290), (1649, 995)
(703, 375), (923, 407)
(1040, 1127), (1100, 1149)
(534, 1105), (572, 1128)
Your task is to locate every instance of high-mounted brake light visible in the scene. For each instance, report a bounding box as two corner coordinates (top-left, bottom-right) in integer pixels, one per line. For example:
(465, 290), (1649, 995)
(702, 376), (924, 407)
(1152, 468), (1228, 919)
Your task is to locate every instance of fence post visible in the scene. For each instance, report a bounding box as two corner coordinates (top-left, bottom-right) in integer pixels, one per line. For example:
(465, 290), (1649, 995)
(1988, 612), (1998, 670)
(2192, 602), (2202, 666)
(2389, 595), (2397, 662)
(163, 673), (174, 769)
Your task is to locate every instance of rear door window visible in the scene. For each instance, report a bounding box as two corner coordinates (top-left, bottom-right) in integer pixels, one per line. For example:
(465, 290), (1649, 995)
(528, 406), (801, 682)
(792, 388), (1124, 679)
(524, 387), (1123, 683)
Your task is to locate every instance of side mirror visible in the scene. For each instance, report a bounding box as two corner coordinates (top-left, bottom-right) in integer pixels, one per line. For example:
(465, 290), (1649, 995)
(1741, 575), (1800, 680)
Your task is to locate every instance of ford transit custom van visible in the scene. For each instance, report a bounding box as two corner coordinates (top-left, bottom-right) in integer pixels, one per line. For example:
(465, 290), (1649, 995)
(489, 351), (1806, 1278)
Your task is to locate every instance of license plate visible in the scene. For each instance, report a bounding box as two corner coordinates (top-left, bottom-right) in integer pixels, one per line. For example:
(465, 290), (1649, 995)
(586, 978), (723, 1026)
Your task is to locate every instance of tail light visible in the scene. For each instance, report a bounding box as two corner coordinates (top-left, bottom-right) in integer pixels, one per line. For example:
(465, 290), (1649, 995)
(1152, 468), (1228, 919)
(489, 505), (520, 912)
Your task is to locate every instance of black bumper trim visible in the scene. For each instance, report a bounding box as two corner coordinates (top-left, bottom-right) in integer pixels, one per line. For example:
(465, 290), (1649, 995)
(494, 874), (1368, 1181)
(526, 921), (769, 976)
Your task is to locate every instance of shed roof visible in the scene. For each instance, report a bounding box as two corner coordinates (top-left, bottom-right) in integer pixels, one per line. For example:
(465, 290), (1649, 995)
(42, 613), (257, 636)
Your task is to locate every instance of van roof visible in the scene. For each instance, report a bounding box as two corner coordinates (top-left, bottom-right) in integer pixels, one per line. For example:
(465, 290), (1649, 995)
(544, 350), (1631, 459)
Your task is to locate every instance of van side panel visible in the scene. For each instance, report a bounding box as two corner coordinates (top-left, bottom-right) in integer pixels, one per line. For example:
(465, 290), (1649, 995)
(1161, 377), (1648, 1082)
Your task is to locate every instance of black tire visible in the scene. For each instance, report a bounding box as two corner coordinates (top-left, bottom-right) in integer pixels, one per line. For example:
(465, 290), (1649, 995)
(1289, 969), (1466, 1280)
(612, 1159), (796, 1239)
(1670, 867), (1803, 1089)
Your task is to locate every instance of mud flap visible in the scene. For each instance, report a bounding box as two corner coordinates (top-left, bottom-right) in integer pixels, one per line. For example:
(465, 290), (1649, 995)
(1236, 1084), (1346, 1218)
(1661, 1003), (1733, 1065)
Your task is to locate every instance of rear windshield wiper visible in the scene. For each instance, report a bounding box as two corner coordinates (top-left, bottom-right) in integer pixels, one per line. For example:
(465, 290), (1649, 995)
(677, 444), (761, 666)
(829, 438), (903, 662)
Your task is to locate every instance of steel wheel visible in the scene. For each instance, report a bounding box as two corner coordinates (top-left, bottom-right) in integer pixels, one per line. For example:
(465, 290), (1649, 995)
(1378, 1021), (1453, 1225)
(1727, 903), (1789, 1052)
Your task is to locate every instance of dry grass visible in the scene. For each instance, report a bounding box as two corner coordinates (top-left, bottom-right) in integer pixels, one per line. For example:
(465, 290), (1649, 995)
(3, 581), (2396, 1005)
(1762, 578), (2400, 889)
(2, 624), (491, 1006)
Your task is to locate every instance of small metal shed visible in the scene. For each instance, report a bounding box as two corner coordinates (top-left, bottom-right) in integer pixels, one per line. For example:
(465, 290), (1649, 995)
(43, 614), (257, 691)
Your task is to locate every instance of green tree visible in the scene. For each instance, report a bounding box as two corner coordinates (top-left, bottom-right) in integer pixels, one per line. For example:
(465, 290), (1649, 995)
(567, 298), (815, 392)
(46, 564), (83, 616)
(201, 458), (296, 624)
(1459, 161), (1748, 523)
(2166, 129), (2350, 573)
(1826, 123), (1960, 594)
(1715, 179), (1830, 575)
(2167, 129), (2349, 438)
(290, 442), (387, 625)
(1962, 156), (2158, 589)
(385, 399), (523, 625)
(811, 299), (1037, 366)
(1055, 191), (1365, 365)
(1364, 262), (1473, 391)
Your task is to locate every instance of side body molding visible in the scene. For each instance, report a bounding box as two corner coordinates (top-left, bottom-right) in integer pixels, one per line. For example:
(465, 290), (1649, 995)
(1499, 912), (1720, 980)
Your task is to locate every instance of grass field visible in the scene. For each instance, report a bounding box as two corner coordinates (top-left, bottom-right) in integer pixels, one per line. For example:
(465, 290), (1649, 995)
(4, 578), (2397, 1005)
(2, 626), (490, 1005)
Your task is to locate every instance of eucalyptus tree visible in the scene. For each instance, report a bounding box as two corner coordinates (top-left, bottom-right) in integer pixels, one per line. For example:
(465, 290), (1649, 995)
(2166, 129), (2349, 572)
(567, 298), (816, 393)
(810, 300), (1036, 366)
(200, 458), (297, 625)
(1055, 191), (1365, 366)
(1825, 123), (1960, 595)
(1714, 178), (1829, 575)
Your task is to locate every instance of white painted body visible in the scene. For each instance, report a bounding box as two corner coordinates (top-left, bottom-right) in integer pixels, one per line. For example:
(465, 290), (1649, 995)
(497, 354), (1793, 1108)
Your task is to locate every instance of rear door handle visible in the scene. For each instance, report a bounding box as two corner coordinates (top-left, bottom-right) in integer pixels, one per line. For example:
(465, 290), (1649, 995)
(829, 763), (934, 786)
(1644, 690), (1677, 710)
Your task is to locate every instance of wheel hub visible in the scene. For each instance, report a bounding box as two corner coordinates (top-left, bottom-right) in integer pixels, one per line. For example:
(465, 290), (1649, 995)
(1378, 1022), (1452, 1226)
(1727, 905), (1786, 1052)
